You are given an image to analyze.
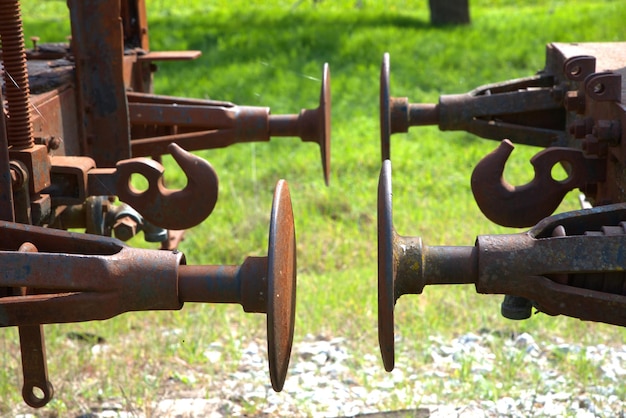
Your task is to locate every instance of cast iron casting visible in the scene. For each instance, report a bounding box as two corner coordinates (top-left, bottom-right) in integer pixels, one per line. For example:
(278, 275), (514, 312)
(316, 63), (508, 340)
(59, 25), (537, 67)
(379, 160), (626, 371)
(378, 43), (626, 371)
(381, 44), (626, 226)
(0, 0), (315, 407)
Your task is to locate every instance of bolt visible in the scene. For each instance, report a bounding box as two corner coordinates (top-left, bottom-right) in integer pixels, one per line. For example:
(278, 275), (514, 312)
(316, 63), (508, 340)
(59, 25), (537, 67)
(30, 36), (39, 51)
(564, 90), (585, 114)
(569, 117), (594, 139)
(48, 136), (62, 150)
(582, 134), (608, 157)
(582, 134), (598, 155)
(113, 216), (138, 241)
(593, 119), (621, 144)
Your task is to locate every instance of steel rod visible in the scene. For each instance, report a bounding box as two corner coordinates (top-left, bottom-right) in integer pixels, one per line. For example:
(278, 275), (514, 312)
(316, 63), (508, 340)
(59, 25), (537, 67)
(407, 103), (439, 126)
(178, 265), (241, 304)
(268, 114), (301, 137)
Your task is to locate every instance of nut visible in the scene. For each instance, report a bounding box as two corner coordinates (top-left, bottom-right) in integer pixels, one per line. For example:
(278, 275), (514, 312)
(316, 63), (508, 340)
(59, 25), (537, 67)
(113, 216), (138, 241)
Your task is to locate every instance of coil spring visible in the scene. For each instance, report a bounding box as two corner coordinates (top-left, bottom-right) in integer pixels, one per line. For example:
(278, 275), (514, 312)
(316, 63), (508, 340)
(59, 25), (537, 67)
(0, 0), (34, 149)
(550, 223), (626, 296)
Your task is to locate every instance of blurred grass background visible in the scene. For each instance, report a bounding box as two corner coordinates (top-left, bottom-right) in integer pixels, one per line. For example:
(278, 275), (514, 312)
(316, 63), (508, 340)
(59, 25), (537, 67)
(2, 0), (626, 415)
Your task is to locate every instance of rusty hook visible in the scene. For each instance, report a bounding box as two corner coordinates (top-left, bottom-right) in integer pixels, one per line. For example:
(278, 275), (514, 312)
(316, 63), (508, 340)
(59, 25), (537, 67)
(471, 139), (592, 228)
(116, 143), (218, 230)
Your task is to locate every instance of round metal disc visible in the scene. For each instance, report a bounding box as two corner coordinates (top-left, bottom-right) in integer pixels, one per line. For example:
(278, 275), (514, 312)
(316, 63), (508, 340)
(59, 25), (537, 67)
(378, 159), (396, 372)
(380, 53), (391, 161)
(267, 179), (297, 391)
(319, 63), (331, 186)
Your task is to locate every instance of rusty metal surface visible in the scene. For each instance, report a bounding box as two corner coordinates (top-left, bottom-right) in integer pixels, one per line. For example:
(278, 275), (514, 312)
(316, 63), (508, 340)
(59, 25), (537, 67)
(377, 44), (626, 373)
(69, 0), (131, 166)
(546, 42), (626, 99)
(471, 139), (606, 227)
(138, 51), (202, 61)
(378, 160), (626, 369)
(18, 323), (52, 408)
(267, 179), (297, 391)
(0, 229), (184, 326)
(0, 179), (295, 400)
(106, 143), (219, 230)
(129, 64), (331, 185)
(179, 180), (298, 392)
(377, 159), (396, 372)
(468, 44), (626, 223)
(0, 0), (315, 406)
(0, 0), (33, 149)
(17, 242), (53, 409)
(379, 52), (566, 161)
(380, 54), (391, 160)
(0, 181), (292, 324)
(378, 161), (475, 371)
(30, 86), (81, 157)
(47, 144), (219, 230)
(305, 62), (331, 186)
(436, 80), (565, 146)
(379, 44), (626, 228)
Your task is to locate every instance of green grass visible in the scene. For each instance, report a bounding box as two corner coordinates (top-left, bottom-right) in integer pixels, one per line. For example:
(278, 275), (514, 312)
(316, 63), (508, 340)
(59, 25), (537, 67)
(3, 0), (626, 415)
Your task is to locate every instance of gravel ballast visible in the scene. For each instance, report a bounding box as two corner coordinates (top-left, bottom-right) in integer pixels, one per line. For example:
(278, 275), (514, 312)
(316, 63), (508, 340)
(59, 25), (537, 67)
(68, 329), (626, 418)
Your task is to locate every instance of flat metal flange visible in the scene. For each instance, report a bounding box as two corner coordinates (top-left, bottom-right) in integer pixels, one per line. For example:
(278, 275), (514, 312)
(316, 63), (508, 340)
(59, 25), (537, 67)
(380, 53), (391, 161)
(298, 64), (331, 186)
(267, 179), (297, 391)
(377, 159), (396, 371)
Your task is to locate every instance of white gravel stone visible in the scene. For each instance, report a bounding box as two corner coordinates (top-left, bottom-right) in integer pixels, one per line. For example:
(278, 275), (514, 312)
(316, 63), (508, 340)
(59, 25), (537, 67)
(75, 331), (626, 418)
